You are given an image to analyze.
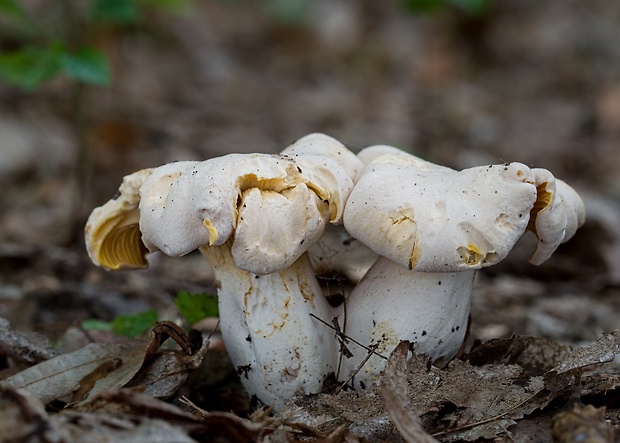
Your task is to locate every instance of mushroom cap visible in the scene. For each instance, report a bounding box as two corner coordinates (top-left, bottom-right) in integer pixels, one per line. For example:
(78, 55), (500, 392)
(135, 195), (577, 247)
(232, 183), (330, 274)
(527, 171), (586, 265)
(343, 145), (585, 272)
(85, 134), (362, 274)
(280, 133), (363, 222)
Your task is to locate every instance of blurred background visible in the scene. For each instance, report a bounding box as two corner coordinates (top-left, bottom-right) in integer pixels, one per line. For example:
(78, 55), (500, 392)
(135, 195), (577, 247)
(0, 0), (619, 376)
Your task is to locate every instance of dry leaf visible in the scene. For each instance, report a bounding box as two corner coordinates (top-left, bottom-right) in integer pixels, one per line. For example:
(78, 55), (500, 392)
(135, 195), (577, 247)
(380, 342), (439, 443)
(551, 329), (620, 375)
(1, 340), (150, 404)
(465, 336), (573, 371)
(0, 317), (58, 366)
(52, 410), (197, 443)
(274, 329), (620, 442)
(128, 334), (209, 398)
(96, 389), (264, 442)
(0, 384), (61, 443)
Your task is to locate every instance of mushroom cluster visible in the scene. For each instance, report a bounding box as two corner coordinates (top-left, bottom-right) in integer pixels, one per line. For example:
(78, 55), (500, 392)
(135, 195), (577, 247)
(85, 133), (585, 409)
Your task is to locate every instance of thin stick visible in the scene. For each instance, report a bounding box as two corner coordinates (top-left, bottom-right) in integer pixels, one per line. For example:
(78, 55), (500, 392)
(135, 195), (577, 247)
(310, 314), (387, 360)
(334, 343), (379, 394)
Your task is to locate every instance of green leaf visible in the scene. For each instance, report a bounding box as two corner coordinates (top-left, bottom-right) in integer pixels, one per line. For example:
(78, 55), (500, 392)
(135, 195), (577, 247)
(60, 47), (110, 86)
(112, 309), (159, 337)
(91, 0), (142, 24)
(449, 0), (489, 16)
(266, 0), (310, 25)
(81, 319), (114, 331)
(0, 45), (62, 90)
(176, 290), (219, 325)
(146, 0), (189, 12)
(0, 0), (27, 21)
(401, 0), (445, 13)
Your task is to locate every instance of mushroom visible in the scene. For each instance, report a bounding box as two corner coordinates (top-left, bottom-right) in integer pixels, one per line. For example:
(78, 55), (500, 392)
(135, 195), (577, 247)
(85, 133), (362, 410)
(338, 145), (585, 389)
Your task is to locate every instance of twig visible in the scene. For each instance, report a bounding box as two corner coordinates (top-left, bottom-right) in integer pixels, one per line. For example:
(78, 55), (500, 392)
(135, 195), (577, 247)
(335, 343), (380, 394)
(309, 314), (387, 360)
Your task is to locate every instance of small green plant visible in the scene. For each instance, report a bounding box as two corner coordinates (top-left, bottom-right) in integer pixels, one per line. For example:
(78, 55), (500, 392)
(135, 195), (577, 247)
(402, 0), (489, 16)
(175, 290), (219, 325)
(81, 290), (217, 338)
(82, 309), (159, 337)
(0, 0), (187, 90)
(0, 0), (188, 244)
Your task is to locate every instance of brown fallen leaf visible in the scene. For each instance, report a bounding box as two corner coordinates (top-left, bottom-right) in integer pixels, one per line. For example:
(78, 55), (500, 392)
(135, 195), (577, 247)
(543, 328), (620, 397)
(0, 317), (58, 367)
(0, 384), (62, 443)
(465, 336), (573, 371)
(143, 321), (202, 363)
(551, 329), (620, 375)
(276, 329), (620, 442)
(70, 357), (123, 403)
(127, 339), (209, 398)
(380, 341), (439, 443)
(52, 409), (197, 443)
(79, 389), (265, 442)
(1, 340), (150, 404)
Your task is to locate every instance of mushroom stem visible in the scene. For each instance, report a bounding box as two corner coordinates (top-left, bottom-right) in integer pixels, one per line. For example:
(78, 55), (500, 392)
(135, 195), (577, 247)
(339, 256), (475, 390)
(200, 241), (337, 411)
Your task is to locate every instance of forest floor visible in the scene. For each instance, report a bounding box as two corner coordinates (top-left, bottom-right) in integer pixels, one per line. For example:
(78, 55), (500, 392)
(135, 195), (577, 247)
(1, 1), (620, 441)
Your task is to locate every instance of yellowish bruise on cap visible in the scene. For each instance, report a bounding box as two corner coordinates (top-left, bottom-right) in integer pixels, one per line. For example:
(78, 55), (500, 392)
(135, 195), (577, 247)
(457, 244), (482, 266)
(203, 219), (219, 246)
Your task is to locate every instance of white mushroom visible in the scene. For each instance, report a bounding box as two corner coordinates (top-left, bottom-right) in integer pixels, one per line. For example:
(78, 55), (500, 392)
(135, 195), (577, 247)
(339, 145), (585, 389)
(85, 133), (362, 410)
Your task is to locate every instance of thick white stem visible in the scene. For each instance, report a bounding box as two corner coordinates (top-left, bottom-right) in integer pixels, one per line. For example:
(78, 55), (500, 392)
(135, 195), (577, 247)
(200, 242), (337, 411)
(339, 256), (475, 390)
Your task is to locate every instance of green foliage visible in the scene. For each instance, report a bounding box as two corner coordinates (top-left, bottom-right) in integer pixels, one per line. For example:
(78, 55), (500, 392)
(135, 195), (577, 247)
(91, 0), (142, 25)
(0, 43), (110, 90)
(0, 0), (27, 22)
(0, 0), (187, 90)
(60, 47), (110, 86)
(82, 309), (159, 337)
(91, 0), (188, 24)
(112, 309), (159, 336)
(176, 290), (219, 325)
(402, 0), (489, 16)
(80, 318), (114, 332)
(0, 45), (61, 90)
(265, 0), (310, 25)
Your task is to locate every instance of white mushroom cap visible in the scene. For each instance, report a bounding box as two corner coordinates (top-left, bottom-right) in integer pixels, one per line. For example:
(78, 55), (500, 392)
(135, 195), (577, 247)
(527, 170), (586, 265)
(85, 134), (363, 275)
(232, 183), (330, 274)
(344, 145), (585, 272)
(280, 133), (364, 222)
(232, 134), (363, 274)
